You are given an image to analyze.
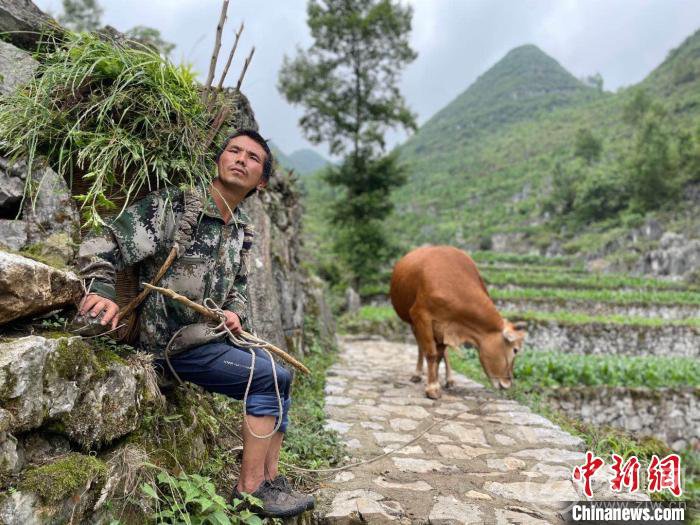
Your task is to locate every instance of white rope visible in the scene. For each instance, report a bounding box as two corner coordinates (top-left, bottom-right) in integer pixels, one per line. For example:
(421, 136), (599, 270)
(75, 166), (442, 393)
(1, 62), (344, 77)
(164, 298), (285, 440)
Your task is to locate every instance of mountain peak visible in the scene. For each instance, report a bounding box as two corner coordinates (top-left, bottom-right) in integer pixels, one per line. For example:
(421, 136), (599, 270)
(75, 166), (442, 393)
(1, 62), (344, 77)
(404, 44), (600, 149)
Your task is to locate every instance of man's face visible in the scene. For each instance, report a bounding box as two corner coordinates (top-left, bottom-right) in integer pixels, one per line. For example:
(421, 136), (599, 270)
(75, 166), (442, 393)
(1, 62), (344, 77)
(216, 135), (267, 193)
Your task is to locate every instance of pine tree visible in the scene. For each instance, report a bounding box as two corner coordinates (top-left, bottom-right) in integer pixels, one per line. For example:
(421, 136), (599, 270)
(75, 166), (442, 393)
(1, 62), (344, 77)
(278, 0), (417, 289)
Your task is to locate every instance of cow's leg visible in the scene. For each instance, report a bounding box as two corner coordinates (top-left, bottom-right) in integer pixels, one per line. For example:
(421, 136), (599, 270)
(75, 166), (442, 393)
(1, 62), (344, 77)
(410, 311), (441, 399)
(410, 325), (423, 383)
(443, 346), (455, 389)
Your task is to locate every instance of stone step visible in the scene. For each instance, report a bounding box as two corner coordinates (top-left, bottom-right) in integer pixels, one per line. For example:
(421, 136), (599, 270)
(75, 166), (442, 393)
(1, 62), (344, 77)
(314, 337), (648, 524)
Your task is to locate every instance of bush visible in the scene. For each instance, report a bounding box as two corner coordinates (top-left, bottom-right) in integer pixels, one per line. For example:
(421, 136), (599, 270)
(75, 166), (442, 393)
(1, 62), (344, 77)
(573, 168), (629, 223)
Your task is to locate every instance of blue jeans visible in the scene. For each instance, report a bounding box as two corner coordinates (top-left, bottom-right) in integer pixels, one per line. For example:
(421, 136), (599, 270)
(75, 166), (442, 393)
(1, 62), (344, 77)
(158, 342), (293, 433)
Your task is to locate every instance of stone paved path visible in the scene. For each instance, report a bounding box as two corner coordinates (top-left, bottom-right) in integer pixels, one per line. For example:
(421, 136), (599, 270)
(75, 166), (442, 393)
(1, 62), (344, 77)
(314, 336), (647, 524)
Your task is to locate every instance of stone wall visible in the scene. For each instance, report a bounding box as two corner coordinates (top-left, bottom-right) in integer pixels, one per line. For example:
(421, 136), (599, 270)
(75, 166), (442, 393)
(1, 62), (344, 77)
(546, 386), (700, 451)
(525, 320), (699, 358)
(495, 298), (699, 322)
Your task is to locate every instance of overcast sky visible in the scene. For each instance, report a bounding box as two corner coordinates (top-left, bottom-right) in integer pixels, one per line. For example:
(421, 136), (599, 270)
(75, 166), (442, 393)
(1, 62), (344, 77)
(34, 0), (700, 159)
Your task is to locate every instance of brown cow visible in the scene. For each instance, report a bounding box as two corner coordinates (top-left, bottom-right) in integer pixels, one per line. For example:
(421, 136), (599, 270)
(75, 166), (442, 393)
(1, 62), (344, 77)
(390, 245), (526, 399)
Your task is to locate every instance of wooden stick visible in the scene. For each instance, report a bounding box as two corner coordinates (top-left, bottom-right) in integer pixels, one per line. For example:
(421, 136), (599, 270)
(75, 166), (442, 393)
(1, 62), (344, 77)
(236, 46), (255, 90)
(205, 106), (231, 148)
(117, 246), (179, 321)
(217, 22), (244, 91)
(203, 0), (229, 105)
(143, 283), (311, 375)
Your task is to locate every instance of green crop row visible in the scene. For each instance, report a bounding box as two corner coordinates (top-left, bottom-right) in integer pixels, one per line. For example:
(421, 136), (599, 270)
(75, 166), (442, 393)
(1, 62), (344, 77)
(483, 268), (697, 292)
(451, 347), (700, 389)
(491, 286), (700, 306)
(344, 304), (700, 330)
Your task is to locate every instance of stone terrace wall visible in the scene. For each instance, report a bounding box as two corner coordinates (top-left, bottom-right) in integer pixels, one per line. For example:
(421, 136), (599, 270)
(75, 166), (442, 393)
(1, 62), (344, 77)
(546, 386), (700, 451)
(495, 298), (699, 322)
(525, 321), (699, 358)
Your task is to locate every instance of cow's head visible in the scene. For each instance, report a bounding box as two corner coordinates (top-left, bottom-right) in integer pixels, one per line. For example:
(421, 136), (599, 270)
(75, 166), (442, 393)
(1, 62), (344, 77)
(478, 320), (527, 390)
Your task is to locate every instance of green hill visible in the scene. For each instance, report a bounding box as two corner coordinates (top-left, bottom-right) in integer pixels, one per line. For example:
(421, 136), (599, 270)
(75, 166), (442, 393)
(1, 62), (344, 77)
(301, 30), (700, 289)
(385, 32), (700, 259)
(411, 44), (602, 151)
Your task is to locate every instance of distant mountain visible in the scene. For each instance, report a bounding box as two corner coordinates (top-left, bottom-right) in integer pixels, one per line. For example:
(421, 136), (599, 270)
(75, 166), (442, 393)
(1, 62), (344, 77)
(405, 44), (601, 156)
(270, 142), (330, 176)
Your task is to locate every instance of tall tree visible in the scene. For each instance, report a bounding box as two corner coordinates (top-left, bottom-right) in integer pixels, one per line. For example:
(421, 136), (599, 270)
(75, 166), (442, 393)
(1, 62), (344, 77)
(278, 0), (417, 289)
(58, 0), (103, 32)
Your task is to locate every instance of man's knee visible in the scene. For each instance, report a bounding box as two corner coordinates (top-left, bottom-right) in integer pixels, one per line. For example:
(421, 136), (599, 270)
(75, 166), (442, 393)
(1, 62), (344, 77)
(273, 365), (292, 396)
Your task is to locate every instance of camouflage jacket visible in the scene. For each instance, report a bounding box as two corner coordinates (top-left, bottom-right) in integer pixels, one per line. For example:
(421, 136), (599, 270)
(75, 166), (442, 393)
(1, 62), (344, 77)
(76, 186), (254, 356)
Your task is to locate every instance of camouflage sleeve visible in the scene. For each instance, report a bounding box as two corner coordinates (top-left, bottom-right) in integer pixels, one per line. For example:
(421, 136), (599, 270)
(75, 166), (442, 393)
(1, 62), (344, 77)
(76, 190), (175, 300)
(223, 222), (254, 329)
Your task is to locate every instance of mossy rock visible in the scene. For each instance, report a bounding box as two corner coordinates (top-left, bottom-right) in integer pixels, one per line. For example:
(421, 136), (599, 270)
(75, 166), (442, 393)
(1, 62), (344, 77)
(18, 453), (106, 504)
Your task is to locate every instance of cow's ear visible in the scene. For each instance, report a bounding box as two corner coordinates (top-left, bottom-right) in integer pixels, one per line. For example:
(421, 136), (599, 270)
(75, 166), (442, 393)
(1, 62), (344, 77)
(502, 328), (517, 343)
(514, 321), (527, 331)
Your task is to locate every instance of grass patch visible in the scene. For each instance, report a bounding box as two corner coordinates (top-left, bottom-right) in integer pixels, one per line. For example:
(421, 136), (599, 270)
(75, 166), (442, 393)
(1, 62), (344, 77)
(280, 339), (345, 487)
(0, 32), (230, 230)
(452, 347), (700, 388)
(470, 251), (578, 268)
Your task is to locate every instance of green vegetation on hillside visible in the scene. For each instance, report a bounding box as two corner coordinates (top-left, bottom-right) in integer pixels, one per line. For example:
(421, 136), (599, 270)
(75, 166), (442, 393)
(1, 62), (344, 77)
(303, 29), (700, 285)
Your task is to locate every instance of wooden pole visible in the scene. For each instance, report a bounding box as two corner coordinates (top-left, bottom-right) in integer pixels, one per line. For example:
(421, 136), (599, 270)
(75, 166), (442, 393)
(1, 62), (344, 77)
(236, 46), (255, 90)
(217, 22), (244, 91)
(203, 0), (230, 105)
(143, 283), (311, 375)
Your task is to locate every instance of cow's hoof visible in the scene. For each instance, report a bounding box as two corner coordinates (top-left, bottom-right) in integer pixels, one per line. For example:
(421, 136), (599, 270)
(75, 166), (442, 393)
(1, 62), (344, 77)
(425, 384), (441, 399)
(444, 378), (456, 389)
(410, 374), (422, 383)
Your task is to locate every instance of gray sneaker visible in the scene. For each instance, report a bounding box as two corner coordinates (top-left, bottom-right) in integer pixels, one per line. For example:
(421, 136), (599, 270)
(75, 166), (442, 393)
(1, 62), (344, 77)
(270, 475), (315, 511)
(231, 480), (309, 518)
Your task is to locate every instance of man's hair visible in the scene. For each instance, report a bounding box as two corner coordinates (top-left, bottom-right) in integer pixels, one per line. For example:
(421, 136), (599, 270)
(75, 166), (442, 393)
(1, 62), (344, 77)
(216, 129), (274, 185)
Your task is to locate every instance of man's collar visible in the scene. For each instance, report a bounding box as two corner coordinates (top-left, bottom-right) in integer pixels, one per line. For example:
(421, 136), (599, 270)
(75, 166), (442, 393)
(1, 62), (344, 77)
(200, 187), (250, 227)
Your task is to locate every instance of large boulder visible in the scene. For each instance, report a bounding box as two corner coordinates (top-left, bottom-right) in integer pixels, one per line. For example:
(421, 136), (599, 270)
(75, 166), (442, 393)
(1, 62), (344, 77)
(0, 39), (38, 95)
(0, 251), (82, 325)
(0, 335), (156, 447)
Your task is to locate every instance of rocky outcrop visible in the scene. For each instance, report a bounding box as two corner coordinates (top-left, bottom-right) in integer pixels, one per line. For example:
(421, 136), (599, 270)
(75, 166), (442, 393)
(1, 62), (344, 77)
(0, 0), (59, 51)
(0, 333), (247, 524)
(0, 39), (38, 95)
(546, 386), (700, 451)
(0, 252), (83, 324)
(636, 232), (700, 279)
(0, 336), (156, 447)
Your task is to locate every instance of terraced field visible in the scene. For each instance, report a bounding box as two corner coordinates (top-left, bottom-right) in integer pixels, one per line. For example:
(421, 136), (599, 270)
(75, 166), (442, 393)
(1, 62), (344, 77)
(339, 251), (699, 508)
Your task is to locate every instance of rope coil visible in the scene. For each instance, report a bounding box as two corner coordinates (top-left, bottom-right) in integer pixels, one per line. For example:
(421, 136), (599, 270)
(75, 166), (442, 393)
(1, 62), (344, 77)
(164, 297), (285, 439)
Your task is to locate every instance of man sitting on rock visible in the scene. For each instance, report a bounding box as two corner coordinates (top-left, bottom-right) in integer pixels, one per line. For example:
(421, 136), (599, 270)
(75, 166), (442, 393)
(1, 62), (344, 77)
(76, 129), (314, 519)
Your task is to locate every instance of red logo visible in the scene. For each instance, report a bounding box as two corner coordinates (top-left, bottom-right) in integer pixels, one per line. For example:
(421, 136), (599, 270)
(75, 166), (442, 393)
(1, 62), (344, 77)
(573, 451), (605, 498)
(610, 454), (640, 493)
(648, 454), (682, 497)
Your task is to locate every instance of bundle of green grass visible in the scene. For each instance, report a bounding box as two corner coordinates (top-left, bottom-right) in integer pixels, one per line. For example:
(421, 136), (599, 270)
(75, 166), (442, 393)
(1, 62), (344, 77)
(0, 31), (253, 230)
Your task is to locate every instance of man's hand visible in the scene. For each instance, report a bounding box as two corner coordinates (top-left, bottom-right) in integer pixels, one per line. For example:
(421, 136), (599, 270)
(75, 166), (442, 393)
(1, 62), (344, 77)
(222, 311), (243, 335)
(79, 293), (120, 330)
